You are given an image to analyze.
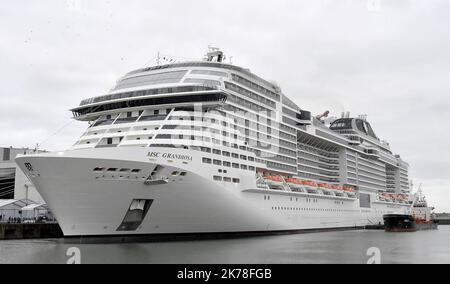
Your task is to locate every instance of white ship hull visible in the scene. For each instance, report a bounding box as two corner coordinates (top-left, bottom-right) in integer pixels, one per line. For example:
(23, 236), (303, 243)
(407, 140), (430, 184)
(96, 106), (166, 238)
(16, 147), (410, 237)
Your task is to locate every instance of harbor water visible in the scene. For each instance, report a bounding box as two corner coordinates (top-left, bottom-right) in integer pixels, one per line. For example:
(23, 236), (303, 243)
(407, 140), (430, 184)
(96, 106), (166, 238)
(1, 226), (449, 264)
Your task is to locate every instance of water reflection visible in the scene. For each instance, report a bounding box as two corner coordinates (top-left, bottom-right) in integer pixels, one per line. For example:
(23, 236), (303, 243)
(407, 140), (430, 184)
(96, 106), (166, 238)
(1, 227), (450, 264)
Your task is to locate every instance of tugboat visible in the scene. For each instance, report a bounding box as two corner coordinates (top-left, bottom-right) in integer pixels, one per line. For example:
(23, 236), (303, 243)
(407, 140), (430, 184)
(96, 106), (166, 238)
(384, 186), (438, 232)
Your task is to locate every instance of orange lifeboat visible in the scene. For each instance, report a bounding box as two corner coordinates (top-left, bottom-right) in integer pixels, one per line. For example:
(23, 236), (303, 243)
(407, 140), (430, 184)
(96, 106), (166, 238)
(331, 185), (344, 191)
(265, 175), (284, 183)
(381, 193), (393, 201)
(302, 180), (318, 187)
(343, 186), (355, 192)
(286, 178), (303, 185)
(318, 183), (333, 189)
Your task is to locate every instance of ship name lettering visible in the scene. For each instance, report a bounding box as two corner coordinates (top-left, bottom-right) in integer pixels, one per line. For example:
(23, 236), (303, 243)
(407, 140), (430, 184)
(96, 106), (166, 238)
(148, 152), (193, 161)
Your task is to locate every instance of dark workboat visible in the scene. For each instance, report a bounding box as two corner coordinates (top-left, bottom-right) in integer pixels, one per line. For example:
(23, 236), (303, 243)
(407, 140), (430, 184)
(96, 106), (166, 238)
(384, 187), (438, 232)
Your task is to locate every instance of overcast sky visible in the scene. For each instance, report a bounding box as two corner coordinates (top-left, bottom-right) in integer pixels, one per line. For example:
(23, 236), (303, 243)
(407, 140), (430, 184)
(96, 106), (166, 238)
(1, 0), (449, 211)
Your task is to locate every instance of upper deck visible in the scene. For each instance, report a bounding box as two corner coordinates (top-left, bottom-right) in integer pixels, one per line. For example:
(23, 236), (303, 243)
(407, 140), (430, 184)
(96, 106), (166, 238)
(71, 60), (289, 121)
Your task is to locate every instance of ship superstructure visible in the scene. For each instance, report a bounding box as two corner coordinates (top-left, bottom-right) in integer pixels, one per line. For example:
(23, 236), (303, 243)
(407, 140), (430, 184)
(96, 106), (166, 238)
(16, 48), (413, 237)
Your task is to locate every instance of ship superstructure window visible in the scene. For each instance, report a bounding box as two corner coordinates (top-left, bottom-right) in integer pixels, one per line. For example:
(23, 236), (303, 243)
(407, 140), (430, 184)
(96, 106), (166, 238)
(202, 158), (212, 164)
(74, 93), (227, 117)
(80, 85), (219, 107)
(213, 160), (222, 166)
(114, 70), (187, 90)
(230, 74), (280, 102)
(330, 119), (352, 130)
(114, 111), (140, 124)
(200, 147), (211, 153)
(213, 176), (222, 181)
(92, 114), (119, 127)
(225, 82), (276, 109)
(139, 109), (169, 122)
(183, 78), (221, 87)
(190, 70), (228, 77)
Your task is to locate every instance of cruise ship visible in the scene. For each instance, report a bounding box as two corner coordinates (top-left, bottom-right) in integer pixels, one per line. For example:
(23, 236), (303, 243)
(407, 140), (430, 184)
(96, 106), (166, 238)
(16, 48), (413, 238)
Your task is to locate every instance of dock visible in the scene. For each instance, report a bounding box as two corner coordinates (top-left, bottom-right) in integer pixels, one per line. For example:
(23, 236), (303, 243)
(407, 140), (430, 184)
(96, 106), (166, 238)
(365, 224), (385, 230)
(0, 223), (63, 240)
